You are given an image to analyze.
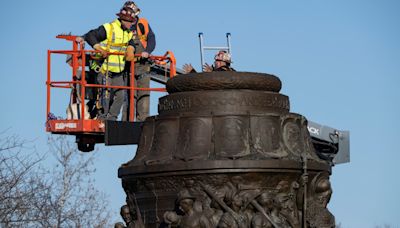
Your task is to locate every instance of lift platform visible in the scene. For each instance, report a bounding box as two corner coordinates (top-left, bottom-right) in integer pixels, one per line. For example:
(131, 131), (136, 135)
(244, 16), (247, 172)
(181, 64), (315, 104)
(46, 34), (177, 151)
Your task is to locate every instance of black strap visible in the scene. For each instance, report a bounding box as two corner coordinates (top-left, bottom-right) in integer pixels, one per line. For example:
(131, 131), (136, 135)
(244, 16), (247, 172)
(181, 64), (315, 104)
(138, 23), (146, 35)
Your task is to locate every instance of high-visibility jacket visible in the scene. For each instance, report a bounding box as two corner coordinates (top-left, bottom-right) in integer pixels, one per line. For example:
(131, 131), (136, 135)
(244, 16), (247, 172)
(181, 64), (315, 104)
(99, 19), (133, 73)
(134, 18), (150, 53)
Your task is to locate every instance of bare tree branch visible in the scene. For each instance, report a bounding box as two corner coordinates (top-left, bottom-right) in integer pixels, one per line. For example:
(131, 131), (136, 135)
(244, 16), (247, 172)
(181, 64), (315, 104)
(1, 132), (113, 227)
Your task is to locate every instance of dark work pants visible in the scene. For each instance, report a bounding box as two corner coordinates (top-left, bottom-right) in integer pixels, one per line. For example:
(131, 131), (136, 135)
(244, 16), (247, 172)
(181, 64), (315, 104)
(122, 64), (150, 122)
(97, 72), (125, 120)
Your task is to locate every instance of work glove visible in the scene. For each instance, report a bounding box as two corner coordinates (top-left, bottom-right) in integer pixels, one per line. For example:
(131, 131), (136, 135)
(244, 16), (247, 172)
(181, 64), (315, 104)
(93, 44), (108, 58)
(125, 46), (135, 61)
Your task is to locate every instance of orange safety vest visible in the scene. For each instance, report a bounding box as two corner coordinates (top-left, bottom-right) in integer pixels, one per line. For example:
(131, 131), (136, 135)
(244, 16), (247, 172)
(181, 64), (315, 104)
(136, 18), (149, 49)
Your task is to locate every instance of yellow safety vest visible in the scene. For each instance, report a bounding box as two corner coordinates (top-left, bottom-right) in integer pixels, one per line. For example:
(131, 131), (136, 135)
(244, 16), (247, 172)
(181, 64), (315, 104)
(100, 19), (133, 73)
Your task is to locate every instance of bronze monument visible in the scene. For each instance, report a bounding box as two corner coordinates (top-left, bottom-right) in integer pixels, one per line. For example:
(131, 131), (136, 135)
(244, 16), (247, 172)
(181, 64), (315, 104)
(118, 71), (335, 228)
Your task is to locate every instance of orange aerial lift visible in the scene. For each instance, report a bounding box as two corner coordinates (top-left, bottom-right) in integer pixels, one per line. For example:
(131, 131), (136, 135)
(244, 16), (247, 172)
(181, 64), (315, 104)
(46, 34), (177, 152)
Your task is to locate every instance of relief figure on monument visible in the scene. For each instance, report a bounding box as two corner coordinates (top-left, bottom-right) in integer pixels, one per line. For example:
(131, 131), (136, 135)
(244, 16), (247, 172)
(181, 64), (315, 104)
(274, 180), (301, 228)
(201, 176), (258, 228)
(163, 189), (213, 228)
(251, 191), (276, 228)
(282, 119), (304, 159)
(146, 120), (178, 165)
(176, 118), (211, 161)
(115, 204), (144, 228)
(131, 118), (155, 165)
(251, 116), (285, 158)
(215, 117), (250, 159)
(306, 173), (335, 228)
(282, 115), (322, 162)
(216, 193), (249, 228)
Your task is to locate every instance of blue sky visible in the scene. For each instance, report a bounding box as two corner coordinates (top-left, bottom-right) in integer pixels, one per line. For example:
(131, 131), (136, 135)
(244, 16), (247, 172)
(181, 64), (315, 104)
(1, 0), (399, 227)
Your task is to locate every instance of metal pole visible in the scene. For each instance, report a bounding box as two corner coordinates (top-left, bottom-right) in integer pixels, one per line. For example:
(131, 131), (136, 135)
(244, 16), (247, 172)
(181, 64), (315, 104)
(46, 50), (51, 123)
(198, 32), (205, 71)
(250, 200), (279, 228)
(302, 153), (308, 228)
(226, 33), (232, 54)
(130, 61), (135, 122)
(80, 46), (86, 120)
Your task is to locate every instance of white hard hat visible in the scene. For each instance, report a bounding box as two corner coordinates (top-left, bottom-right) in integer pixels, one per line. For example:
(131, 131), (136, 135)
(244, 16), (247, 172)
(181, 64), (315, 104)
(214, 50), (232, 63)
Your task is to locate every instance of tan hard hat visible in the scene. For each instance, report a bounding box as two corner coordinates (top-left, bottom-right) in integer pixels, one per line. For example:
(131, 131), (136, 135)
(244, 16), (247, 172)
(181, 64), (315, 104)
(214, 50), (232, 63)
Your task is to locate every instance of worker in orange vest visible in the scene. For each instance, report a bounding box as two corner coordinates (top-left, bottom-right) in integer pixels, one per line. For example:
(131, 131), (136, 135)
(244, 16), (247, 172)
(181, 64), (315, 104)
(121, 1), (156, 122)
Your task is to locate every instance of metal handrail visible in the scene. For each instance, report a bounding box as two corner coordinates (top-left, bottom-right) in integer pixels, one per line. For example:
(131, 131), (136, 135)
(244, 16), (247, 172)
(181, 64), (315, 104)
(46, 35), (176, 128)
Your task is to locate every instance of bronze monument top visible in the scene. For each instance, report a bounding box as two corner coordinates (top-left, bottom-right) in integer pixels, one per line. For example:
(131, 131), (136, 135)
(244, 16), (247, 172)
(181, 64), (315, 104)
(118, 71), (335, 228)
(166, 71), (282, 94)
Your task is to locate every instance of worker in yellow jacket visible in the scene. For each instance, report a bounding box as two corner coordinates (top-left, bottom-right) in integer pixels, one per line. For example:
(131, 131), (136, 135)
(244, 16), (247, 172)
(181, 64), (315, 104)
(76, 3), (137, 120)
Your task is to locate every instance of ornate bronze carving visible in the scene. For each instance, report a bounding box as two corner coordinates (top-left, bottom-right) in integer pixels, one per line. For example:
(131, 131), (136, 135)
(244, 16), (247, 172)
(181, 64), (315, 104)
(119, 72), (335, 227)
